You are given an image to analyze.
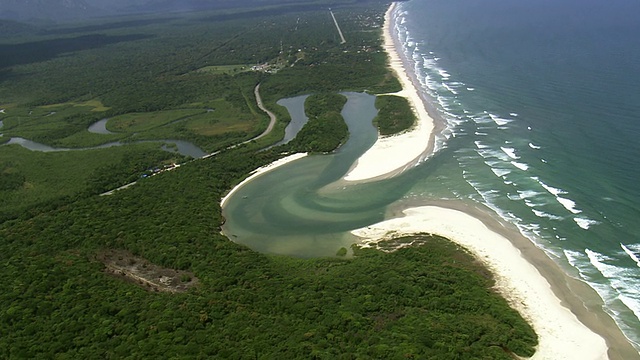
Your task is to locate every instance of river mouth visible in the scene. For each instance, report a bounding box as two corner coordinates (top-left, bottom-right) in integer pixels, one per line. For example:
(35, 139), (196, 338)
(221, 92), (409, 257)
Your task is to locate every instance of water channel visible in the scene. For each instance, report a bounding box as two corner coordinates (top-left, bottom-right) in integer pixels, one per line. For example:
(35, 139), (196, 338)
(2, 115), (207, 159)
(221, 92), (432, 257)
(87, 118), (114, 135)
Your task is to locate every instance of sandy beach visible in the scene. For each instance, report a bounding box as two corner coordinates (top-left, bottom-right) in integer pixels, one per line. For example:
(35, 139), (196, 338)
(352, 205), (614, 359)
(343, 2), (436, 182)
(216, 3), (639, 358)
(350, 3), (640, 359)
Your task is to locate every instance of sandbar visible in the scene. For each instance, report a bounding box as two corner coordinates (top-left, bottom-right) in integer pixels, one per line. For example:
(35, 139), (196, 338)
(343, 2), (436, 182)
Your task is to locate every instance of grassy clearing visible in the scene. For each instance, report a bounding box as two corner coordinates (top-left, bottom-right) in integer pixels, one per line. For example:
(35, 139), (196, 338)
(183, 99), (258, 136)
(107, 109), (205, 133)
(194, 64), (254, 75)
(185, 112), (255, 136)
(40, 99), (110, 112)
(54, 131), (126, 148)
(0, 104), (95, 140)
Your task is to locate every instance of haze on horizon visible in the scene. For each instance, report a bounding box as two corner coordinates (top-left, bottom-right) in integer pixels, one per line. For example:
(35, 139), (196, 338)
(0, 0), (361, 23)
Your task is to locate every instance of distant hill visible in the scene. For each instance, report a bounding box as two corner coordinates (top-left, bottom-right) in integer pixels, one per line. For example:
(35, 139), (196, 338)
(0, 0), (374, 22)
(0, 0), (96, 22)
(0, 18), (39, 35)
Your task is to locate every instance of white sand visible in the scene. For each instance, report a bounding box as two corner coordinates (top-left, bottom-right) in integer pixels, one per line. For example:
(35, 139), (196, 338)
(220, 153), (307, 207)
(343, 3), (435, 182)
(352, 205), (608, 360)
(217, 4), (614, 358)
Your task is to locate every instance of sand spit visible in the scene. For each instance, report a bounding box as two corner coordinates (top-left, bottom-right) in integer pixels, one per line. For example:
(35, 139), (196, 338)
(344, 3), (435, 182)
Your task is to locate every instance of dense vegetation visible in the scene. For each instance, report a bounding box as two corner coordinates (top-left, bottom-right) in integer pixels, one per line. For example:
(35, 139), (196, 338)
(0, 2), (538, 358)
(285, 93), (348, 153)
(0, 144), (184, 222)
(374, 94), (416, 135)
(0, 149), (537, 358)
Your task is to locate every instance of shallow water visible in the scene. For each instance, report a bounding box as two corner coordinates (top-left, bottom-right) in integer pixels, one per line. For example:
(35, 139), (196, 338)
(222, 92), (400, 257)
(87, 118), (114, 135)
(392, 0), (640, 349)
(272, 95), (310, 146)
(222, 1), (640, 350)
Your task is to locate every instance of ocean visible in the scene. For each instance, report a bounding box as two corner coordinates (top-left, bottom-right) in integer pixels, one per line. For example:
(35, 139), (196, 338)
(392, 0), (640, 350)
(220, 0), (640, 350)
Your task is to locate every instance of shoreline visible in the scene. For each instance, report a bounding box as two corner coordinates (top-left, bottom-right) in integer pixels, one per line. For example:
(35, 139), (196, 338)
(351, 204), (610, 359)
(351, 3), (639, 359)
(216, 2), (639, 358)
(343, 2), (437, 182)
(220, 152), (307, 208)
(354, 197), (640, 359)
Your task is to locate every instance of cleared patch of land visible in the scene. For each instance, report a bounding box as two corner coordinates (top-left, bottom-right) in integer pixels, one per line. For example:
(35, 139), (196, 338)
(40, 99), (111, 112)
(194, 64), (253, 75)
(107, 109), (205, 133)
(97, 249), (198, 293)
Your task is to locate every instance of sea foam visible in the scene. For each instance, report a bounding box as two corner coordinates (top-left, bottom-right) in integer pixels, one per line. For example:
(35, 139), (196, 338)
(621, 244), (640, 268)
(500, 147), (519, 159)
(511, 161), (529, 171)
(532, 209), (564, 220)
(491, 168), (511, 178)
(586, 249), (640, 324)
(557, 196), (582, 214)
(488, 113), (513, 126)
(533, 177), (567, 196)
(574, 217), (598, 230)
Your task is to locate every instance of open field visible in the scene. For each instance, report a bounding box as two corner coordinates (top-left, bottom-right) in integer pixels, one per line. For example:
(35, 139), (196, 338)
(194, 64), (254, 75)
(40, 99), (111, 112)
(107, 109), (206, 133)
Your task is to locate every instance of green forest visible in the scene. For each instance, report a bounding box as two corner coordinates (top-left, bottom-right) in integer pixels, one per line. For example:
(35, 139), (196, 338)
(374, 95), (417, 135)
(0, 1), (538, 358)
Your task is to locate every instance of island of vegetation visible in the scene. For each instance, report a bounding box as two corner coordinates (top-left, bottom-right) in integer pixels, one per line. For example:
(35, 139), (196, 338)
(0, 0), (543, 358)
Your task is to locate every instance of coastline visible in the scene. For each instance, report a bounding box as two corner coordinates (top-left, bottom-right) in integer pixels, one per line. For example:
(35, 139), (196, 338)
(220, 153), (307, 208)
(216, 2), (639, 358)
(352, 202), (628, 359)
(351, 3), (639, 359)
(343, 2), (436, 182)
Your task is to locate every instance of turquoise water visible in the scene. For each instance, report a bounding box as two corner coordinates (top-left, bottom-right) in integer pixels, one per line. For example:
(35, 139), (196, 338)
(223, 92), (407, 257)
(222, 0), (640, 350)
(393, 0), (640, 349)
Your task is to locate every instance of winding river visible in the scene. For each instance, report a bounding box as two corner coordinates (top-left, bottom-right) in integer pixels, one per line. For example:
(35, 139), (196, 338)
(221, 92), (429, 257)
(3, 137), (207, 158)
(87, 118), (114, 135)
(2, 113), (208, 160)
